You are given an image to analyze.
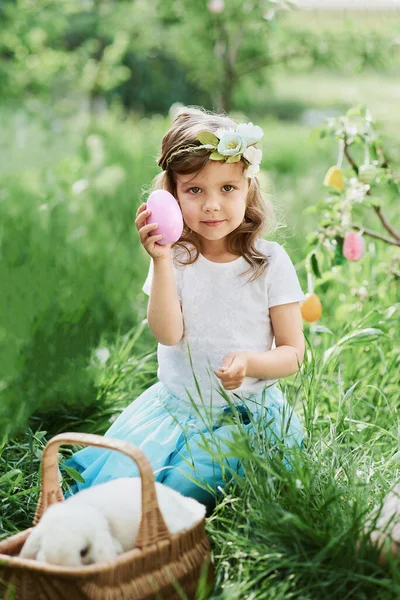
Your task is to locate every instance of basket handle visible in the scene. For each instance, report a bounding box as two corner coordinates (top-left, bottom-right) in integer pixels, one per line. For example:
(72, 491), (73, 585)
(32, 432), (171, 549)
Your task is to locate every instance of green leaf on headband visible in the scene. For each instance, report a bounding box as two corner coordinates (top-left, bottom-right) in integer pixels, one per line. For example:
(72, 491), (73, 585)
(196, 132), (219, 146)
(226, 154), (241, 163)
(209, 151), (225, 160)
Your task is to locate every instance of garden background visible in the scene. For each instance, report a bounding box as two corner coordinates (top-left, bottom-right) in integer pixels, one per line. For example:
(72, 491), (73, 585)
(0, 1), (400, 598)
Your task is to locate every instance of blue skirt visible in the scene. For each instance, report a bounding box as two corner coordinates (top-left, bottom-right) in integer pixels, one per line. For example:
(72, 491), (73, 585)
(63, 381), (303, 512)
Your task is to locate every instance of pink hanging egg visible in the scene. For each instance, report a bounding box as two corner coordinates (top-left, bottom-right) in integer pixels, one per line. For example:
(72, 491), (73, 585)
(343, 231), (365, 261)
(145, 190), (184, 246)
(208, 0), (224, 13)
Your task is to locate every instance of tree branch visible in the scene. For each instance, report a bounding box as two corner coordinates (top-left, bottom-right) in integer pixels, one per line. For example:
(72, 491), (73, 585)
(236, 48), (310, 78)
(352, 224), (400, 247)
(343, 139), (359, 175)
(344, 136), (400, 242)
(373, 206), (400, 242)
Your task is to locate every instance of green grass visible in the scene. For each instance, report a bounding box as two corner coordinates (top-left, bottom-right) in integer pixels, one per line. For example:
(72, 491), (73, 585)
(0, 73), (400, 597)
(1, 304), (399, 598)
(270, 67), (400, 129)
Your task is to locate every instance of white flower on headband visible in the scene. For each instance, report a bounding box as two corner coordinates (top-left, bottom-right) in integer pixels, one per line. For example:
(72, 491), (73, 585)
(245, 163), (260, 178)
(215, 127), (235, 139)
(236, 122), (264, 145)
(193, 121), (264, 178)
(217, 132), (247, 157)
(243, 146), (262, 178)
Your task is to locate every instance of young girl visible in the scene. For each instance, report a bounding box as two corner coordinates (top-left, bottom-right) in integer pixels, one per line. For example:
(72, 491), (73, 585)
(64, 107), (306, 515)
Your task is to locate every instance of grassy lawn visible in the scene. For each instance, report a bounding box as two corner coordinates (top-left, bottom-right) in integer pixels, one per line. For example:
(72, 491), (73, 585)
(271, 67), (400, 129)
(0, 65), (399, 597)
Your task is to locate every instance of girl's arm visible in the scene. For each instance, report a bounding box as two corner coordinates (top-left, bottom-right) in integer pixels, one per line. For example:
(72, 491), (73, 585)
(240, 302), (305, 379)
(147, 257), (184, 346)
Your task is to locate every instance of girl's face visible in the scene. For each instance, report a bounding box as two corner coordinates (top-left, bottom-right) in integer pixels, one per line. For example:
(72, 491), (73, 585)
(175, 160), (250, 255)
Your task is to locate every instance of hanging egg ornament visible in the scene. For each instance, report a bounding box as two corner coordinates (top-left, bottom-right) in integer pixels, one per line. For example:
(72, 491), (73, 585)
(207, 0), (224, 13)
(301, 292), (323, 323)
(358, 164), (378, 185)
(342, 231), (365, 262)
(323, 166), (345, 192)
(145, 190), (184, 246)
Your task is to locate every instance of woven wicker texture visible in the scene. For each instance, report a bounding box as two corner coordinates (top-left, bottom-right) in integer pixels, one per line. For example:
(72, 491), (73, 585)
(0, 432), (214, 599)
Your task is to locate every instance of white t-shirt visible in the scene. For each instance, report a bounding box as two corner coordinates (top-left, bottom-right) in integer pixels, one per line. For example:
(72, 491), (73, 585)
(142, 238), (306, 407)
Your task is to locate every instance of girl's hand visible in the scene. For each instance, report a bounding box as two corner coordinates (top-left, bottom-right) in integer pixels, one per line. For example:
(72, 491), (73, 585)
(135, 203), (173, 261)
(214, 352), (248, 391)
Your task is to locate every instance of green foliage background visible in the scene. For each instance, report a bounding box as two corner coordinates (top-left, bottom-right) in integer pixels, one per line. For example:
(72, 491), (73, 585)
(0, 4), (400, 597)
(0, 0), (399, 437)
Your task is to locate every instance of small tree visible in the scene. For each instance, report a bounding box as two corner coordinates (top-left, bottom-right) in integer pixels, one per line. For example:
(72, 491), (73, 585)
(0, 0), (160, 109)
(157, 0), (398, 112)
(300, 103), (400, 323)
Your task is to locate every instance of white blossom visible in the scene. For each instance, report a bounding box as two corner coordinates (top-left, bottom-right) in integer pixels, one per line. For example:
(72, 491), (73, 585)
(243, 146), (262, 165)
(215, 127), (235, 140)
(236, 122), (264, 145)
(346, 177), (370, 204)
(244, 162), (260, 178)
(217, 132), (247, 157)
(94, 347), (110, 366)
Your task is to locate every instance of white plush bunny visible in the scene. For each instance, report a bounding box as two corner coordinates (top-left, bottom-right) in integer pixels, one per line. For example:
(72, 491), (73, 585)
(20, 477), (206, 567)
(366, 483), (400, 566)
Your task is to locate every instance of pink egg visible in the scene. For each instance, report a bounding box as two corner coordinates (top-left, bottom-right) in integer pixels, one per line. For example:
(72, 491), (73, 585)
(343, 231), (365, 261)
(146, 190), (184, 246)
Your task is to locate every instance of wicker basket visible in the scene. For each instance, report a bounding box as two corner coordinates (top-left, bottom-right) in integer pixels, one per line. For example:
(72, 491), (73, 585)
(0, 432), (214, 600)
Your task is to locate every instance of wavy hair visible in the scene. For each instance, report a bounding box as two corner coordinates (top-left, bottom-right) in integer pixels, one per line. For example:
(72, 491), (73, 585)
(147, 106), (277, 283)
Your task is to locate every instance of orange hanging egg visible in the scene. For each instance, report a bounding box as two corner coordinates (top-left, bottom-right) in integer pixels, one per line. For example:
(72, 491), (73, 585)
(301, 292), (323, 323)
(323, 166), (345, 192)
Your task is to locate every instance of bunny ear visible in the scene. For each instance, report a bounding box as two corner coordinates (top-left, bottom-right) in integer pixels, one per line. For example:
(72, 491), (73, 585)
(91, 527), (120, 564)
(20, 526), (43, 560)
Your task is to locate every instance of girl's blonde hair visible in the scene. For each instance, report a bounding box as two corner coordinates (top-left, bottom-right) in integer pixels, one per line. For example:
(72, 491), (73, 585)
(149, 106), (277, 283)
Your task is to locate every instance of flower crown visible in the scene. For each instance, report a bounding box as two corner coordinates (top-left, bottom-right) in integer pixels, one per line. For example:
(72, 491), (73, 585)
(163, 122), (263, 178)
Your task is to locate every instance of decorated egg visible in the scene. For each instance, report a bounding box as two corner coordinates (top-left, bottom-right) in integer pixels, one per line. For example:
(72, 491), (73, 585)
(323, 166), (345, 192)
(146, 190), (184, 246)
(343, 231), (365, 261)
(300, 292), (323, 323)
(208, 0), (224, 13)
(358, 164), (378, 185)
